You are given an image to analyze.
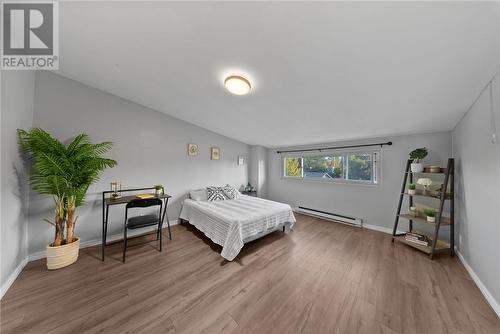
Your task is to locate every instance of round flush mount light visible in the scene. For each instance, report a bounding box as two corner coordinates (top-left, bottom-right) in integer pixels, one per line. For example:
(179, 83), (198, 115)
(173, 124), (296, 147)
(224, 75), (251, 95)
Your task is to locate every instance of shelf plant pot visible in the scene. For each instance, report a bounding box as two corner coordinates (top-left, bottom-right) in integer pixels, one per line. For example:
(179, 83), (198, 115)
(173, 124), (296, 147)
(408, 189), (416, 195)
(426, 216), (436, 223)
(410, 163), (424, 173)
(46, 238), (80, 270)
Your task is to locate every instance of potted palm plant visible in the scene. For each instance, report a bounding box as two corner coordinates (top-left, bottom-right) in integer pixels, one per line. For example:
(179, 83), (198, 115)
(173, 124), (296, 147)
(409, 147), (428, 173)
(18, 128), (117, 269)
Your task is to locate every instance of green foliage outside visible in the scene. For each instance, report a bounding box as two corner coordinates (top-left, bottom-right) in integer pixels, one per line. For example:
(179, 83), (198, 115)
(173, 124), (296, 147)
(347, 154), (372, 181)
(285, 157), (302, 177)
(285, 154), (372, 181)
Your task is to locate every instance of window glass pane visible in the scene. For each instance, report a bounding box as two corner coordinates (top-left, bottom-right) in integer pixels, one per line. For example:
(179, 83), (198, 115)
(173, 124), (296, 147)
(347, 154), (373, 181)
(303, 155), (344, 179)
(330, 156), (344, 178)
(303, 156), (332, 178)
(284, 157), (302, 177)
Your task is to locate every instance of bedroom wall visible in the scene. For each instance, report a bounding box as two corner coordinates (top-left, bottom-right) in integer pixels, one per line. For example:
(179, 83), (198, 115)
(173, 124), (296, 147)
(267, 132), (452, 233)
(28, 72), (250, 255)
(452, 74), (500, 315)
(1, 71), (35, 297)
(249, 145), (268, 198)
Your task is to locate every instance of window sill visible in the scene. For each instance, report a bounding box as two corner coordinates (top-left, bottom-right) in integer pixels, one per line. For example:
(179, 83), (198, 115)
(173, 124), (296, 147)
(281, 176), (379, 187)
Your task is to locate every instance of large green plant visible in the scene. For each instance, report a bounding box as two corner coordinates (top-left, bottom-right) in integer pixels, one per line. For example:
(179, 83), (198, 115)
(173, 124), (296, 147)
(18, 128), (117, 246)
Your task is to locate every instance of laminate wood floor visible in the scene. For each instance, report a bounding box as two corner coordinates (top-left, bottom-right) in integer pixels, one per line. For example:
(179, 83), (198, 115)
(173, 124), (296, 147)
(1, 214), (499, 334)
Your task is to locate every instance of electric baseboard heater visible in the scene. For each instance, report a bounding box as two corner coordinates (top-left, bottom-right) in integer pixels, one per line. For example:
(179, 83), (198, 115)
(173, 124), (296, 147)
(294, 206), (363, 228)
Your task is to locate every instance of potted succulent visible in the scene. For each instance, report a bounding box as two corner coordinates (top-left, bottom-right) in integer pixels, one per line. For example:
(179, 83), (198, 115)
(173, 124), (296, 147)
(423, 208), (437, 223)
(417, 178), (432, 194)
(18, 128), (116, 269)
(407, 183), (417, 195)
(409, 147), (428, 173)
(154, 184), (163, 195)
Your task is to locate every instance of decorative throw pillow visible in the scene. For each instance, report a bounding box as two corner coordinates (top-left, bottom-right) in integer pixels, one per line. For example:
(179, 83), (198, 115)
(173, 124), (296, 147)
(222, 184), (240, 199)
(206, 186), (228, 201)
(189, 189), (207, 201)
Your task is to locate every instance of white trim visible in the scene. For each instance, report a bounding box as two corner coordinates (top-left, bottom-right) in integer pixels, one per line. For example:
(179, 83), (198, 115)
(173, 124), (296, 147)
(455, 247), (500, 318)
(363, 222), (404, 235)
(0, 258), (28, 300)
(2, 219), (179, 298)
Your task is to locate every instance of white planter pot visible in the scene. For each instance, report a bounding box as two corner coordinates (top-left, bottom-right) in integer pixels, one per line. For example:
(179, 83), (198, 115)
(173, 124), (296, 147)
(46, 238), (80, 270)
(155, 189), (162, 195)
(408, 189), (416, 195)
(426, 216), (436, 223)
(410, 163), (424, 173)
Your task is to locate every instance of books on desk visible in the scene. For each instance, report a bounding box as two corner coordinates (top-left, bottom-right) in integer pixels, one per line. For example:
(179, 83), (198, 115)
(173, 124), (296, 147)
(405, 232), (430, 246)
(136, 194), (155, 199)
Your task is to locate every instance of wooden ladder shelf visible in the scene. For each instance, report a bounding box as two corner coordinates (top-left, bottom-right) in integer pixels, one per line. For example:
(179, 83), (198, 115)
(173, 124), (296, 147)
(391, 158), (455, 259)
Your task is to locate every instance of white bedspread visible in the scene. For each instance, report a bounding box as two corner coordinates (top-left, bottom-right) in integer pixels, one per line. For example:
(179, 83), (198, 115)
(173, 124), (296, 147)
(179, 195), (296, 261)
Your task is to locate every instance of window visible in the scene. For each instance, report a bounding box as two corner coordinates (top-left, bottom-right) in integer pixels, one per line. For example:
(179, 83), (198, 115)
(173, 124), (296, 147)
(284, 157), (302, 177)
(282, 151), (379, 184)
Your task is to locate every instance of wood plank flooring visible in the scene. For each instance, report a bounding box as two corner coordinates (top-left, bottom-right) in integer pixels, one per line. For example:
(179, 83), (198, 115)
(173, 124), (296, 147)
(1, 214), (499, 333)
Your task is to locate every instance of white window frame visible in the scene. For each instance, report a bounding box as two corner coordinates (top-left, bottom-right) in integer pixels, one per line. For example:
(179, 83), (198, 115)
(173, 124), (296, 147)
(281, 150), (380, 185)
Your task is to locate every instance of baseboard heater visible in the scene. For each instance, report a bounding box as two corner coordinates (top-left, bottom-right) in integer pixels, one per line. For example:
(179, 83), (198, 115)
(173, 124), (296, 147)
(294, 206), (363, 228)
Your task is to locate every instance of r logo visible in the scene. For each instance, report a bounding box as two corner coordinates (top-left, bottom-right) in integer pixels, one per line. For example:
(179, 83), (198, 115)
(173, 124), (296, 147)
(3, 3), (54, 55)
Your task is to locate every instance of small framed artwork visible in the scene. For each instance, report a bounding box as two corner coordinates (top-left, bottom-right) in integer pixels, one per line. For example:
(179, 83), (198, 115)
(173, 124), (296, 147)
(187, 143), (198, 156)
(210, 147), (220, 160)
(238, 155), (245, 165)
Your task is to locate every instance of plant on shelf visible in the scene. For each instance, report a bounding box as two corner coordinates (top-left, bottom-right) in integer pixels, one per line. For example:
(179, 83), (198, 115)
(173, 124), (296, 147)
(423, 208), (437, 223)
(409, 147), (428, 172)
(18, 128), (117, 269)
(407, 183), (416, 195)
(417, 178), (432, 194)
(154, 184), (163, 195)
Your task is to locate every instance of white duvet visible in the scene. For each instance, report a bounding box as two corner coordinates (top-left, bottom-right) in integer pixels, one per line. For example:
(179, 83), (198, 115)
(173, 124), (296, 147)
(179, 195), (296, 261)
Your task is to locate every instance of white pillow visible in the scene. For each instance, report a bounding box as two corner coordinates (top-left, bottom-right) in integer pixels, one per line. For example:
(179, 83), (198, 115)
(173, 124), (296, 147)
(222, 184), (240, 199)
(189, 189), (207, 201)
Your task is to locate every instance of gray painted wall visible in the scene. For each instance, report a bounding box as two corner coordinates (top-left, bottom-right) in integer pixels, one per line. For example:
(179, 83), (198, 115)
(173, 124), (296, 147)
(249, 145), (268, 198)
(28, 72), (249, 254)
(267, 132), (452, 232)
(1, 71), (35, 291)
(452, 75), (500, 308)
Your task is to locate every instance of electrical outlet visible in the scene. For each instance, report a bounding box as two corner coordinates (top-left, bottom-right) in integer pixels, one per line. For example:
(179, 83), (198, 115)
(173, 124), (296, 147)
(459, 234), (463, 244)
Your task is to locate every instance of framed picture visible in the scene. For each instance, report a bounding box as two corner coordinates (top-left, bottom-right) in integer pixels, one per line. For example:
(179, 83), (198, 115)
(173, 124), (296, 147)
(238, 155), (245, 165)
(210, 147), (220, 160)
(187, 143), (198, 156)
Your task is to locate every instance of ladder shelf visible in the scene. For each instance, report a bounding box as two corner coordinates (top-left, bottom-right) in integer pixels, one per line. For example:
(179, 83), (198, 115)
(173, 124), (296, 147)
(391, 158), (455, 259)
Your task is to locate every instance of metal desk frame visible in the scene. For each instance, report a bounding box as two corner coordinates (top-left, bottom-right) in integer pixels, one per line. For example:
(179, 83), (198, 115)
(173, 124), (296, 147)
(102, 187), (171, 261)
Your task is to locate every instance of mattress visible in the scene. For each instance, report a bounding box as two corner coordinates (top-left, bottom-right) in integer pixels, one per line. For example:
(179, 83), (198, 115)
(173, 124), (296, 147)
(179, 195), (296, 261)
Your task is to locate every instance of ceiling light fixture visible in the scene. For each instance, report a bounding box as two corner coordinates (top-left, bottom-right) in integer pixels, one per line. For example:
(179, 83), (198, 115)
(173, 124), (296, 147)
(224, 75), (251, 95)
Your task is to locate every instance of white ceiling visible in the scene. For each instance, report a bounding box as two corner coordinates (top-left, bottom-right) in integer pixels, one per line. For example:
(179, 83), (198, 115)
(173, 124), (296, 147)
(55, 1), (500, 147)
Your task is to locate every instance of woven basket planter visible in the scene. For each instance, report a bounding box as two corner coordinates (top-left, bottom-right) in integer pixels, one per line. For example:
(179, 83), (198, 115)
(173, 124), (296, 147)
(46, 238), (80, 270)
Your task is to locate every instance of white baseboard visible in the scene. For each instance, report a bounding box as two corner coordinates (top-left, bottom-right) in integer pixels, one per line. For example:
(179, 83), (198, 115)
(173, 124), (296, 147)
(29, 219), (179, 262)
(1, 219), (179, 299)
(362, 222), (404, 235)
(1, 257), (28, 300)
(454, 247), (500, 319)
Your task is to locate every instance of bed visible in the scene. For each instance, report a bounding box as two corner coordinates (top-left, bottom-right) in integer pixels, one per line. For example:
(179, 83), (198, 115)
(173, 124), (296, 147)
(179, 195), (296, 261)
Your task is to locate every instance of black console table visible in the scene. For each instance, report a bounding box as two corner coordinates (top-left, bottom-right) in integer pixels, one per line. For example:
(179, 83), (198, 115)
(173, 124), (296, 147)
(102, 187), (171, 261)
